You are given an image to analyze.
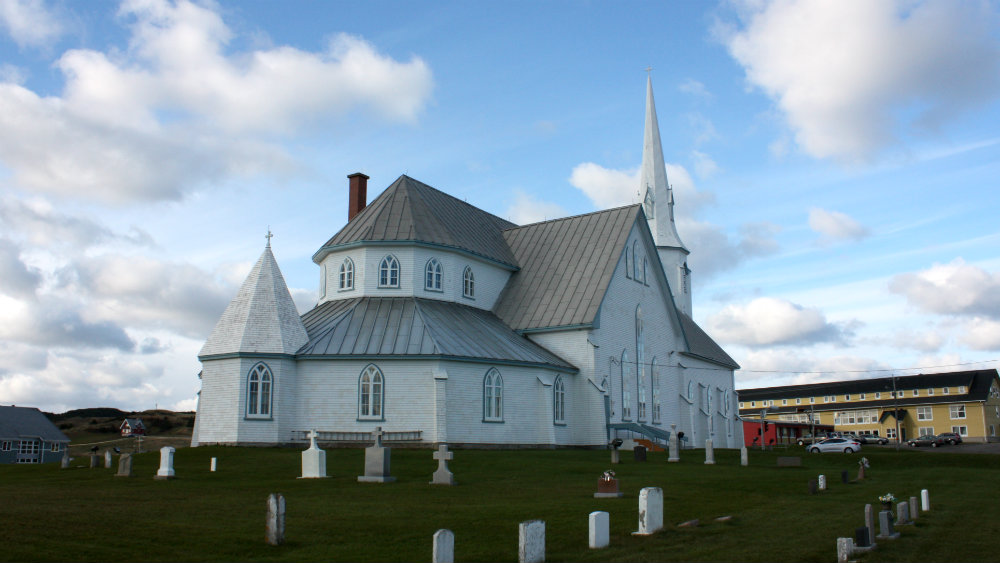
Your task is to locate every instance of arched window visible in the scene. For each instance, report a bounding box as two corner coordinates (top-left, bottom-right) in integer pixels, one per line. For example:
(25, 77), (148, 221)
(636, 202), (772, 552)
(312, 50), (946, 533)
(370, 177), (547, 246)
(246, 363), (273, 418)
(339, 258), (354, 290)
(319, 263), (327, 298)
(483, 368), (503, 421)
(636, 306), (646, 420)
(642, 258), (648, 284)
(632, 241), (640, 279)
(425, 258), (442, 291)
(463, 266), (475, 298)
(621, 350), (631, 420)
(624, 246), (631, 279)
(687, 380), (695, 401)
(651, 357), (661, 423)
(379, 255), (399, 288)
(553, 376), (566, 424)
(643, 189), (655, 219)
(358, 365), (384, 419)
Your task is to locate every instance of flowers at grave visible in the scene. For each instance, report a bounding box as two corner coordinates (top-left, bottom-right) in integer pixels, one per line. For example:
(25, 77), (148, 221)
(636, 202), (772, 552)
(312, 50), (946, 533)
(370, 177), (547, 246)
(878, 493), (896, 504)
(859, 457), (870, 469)
(601, 470), (616, 482)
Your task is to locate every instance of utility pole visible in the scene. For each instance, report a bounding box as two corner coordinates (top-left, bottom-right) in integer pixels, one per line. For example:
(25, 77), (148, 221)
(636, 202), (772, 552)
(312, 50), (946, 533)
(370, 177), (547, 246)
(892, 372), (901, 451)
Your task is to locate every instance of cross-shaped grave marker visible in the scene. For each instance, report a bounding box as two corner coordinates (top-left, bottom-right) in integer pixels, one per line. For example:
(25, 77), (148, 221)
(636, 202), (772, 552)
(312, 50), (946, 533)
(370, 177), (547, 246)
(430, 444), (456, 485)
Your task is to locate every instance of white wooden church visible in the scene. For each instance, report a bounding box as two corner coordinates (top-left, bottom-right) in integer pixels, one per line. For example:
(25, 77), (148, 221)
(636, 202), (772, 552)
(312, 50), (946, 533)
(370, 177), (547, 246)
(192, 79), (743, 449)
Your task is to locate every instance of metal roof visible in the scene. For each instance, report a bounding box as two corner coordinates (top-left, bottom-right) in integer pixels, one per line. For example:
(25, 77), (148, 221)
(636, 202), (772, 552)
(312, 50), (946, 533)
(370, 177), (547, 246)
(297, 297), (575, 371)
(314, 175), (519, 267)
(0, 406), (69, 442)
(678, 312), (740, 369)
(495, 205), (639, 331)
(737, 369), (997, 401)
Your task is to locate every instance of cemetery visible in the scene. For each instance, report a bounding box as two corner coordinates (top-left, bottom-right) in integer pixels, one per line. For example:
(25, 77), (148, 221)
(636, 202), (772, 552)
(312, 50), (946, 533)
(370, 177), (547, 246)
(1, 444), (998, 562)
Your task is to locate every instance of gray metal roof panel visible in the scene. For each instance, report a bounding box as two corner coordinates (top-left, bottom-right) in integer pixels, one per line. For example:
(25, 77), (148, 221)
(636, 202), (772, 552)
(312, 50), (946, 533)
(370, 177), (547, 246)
(0, 406), (70, 442)
(495, 205), (639, 331)
(316, 176), (519, 267)
(678, 312), (740, 369)
(297, 297), (574, 370)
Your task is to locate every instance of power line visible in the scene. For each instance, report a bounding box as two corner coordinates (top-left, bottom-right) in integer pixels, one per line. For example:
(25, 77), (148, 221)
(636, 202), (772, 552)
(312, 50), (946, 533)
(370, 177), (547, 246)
(738, 358), (999, 376)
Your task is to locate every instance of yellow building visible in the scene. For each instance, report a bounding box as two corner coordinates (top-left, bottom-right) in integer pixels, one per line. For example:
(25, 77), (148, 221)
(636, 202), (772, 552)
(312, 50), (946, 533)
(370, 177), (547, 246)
(737, 369), (1000, 443)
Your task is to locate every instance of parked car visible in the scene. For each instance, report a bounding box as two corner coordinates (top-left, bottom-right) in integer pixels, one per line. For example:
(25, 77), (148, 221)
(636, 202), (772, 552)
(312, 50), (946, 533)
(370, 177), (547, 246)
(797, 434), (823, 446)
(937, 432), (963, 445)
(907, 434), (945, 447)
(808, 437), (862, 453)
(847, 433), (889, 445)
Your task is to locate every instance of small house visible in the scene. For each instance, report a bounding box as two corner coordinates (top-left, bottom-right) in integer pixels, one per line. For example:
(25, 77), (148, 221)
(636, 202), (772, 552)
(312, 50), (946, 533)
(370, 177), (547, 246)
(120, 418), (146, 437)
(0, 406), (70, 464)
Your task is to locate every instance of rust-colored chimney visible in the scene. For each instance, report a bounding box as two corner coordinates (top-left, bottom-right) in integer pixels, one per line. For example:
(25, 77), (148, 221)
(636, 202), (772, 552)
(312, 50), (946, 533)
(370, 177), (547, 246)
(348, 172), (369, 221)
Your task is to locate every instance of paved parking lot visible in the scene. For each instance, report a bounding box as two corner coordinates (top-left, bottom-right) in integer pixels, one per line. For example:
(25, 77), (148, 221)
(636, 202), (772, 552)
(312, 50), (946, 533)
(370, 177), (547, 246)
(875, 441), (1000, 453)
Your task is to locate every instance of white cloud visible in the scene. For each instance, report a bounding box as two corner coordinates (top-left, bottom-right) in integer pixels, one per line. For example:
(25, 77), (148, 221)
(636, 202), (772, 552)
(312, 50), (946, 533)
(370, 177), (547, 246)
(889, 258), (1000, 319)
(808, 207), (870, 242)
(891, 329), (945, 353)
(736, 349), (890, 388)
(707, 296), (852, 347)
(0, 238), (41, 298)
(691, 150), (720, 179)
(678, 78), (712, 100)
(0, 0), (63, 48)
(719, 0), (1000, 162)
(0, 0), (433, 204)
(959, 317), (1000, 351)
(568, 162), (640, 209)
(505, 190), (568, 225)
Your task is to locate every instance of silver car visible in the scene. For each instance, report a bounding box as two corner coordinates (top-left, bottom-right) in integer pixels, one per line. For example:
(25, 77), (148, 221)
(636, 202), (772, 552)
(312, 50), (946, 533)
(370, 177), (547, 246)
(808, 437), (862, 453)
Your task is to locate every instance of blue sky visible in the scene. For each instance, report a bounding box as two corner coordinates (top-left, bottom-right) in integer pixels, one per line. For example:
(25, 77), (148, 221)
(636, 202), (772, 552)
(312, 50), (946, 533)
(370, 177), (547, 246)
(1, 0), (999, 412)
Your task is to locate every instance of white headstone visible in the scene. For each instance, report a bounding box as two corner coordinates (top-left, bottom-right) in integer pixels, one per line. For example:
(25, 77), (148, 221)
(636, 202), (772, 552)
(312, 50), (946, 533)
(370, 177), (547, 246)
(836, 537), (854, 563)
(921, 489), (930, 511)
(266, 493), (285, 546)
(430, 444), (456, 485)
(633, 487), (663, 535)
(210, 457), (217, 472)
(104, 450), (112, 468)
(588, 511), (609, 549)
(301, 429), (328, 479)
(61, 452), (70, 469)
(896, 501), (910, 525)
(668, 424), (680, 462)
(740, 446), (748, 466)
(358, 427), (395, 483)
(155, 446), (175, 479)
(433, 529), (454, 563)
(704, 439), (715, 465)
(818, 474), (827, 491)
(518, 520), (545, 563)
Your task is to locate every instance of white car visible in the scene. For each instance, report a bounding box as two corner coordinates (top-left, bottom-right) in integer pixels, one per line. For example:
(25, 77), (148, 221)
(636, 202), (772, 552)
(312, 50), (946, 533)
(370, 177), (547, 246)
(808, 437), (862, 454)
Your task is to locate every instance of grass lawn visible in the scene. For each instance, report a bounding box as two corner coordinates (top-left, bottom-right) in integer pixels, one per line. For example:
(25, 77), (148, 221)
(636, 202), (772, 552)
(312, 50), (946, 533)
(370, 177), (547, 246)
(2, 446), (998, 562)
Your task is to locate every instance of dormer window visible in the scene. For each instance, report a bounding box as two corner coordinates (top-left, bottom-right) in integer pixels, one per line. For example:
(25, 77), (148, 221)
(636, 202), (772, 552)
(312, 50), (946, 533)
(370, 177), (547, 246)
(463, 266), (475, 298)
(379, 255), (399, 288)
(339, 258), (354, 290)
(425, 258), (442, 291)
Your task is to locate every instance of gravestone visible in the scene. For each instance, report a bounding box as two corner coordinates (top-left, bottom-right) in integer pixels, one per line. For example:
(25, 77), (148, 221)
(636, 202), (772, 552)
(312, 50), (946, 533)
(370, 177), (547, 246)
(211, 457), (217, 472)
(855, 526), (872, 548)
(300, 429), (328, 479)
(808, 479), (817, 495)
(876, 510), (899, 540)
(588, 511), (609, 549)
(633, 446), (647, 462)
(704, 439), (715, 465)
(154, 446), (175, 480)
(818, 474), (827, 491)
(610, 448), (620, 464)
(115, 453), (133, 477)
(777, 456), (801, 467)
(857, 464), (866, 480)
(841, 470), (849, 484)
(265, 493), (285, 546)
(909, 496), (918, 520)
(430, 444), (456, 485)
(61, 452), (70, 469)
(896, 501), (911, 525)
(632, 487), (663, 535)
(89, 454), (100, 468)
(836, 537), (854, 563)
(104, 450), (112, 468)
(358, 427), (395, 483)
(740, 446), (748, 466)
(921, 489), (930, 511)
(518, 520), (545, 563)
(595, 471), (623, 498)
(433, 529), (454, 563)
(667, 424), (680, 462)
(864, 504), (875, 543)
(678, 519), (699, 528)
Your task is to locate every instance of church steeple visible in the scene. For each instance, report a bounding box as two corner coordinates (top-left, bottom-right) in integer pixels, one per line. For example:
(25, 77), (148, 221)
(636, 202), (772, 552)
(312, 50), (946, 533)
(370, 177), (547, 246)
(640, 75), (692, 316)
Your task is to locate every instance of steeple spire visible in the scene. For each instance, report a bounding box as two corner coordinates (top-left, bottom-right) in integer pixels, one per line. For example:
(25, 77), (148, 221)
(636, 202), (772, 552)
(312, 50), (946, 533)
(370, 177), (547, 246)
(639, 75), (692, 316)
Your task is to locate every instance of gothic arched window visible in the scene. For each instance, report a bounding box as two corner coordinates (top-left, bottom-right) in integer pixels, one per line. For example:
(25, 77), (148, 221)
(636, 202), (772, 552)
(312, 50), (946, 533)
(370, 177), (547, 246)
(636, 306), (646, 420)
(633, 241), (641, 279)
(339, 258), (354, 290)
(379, 255), (399, 288)
(358, 365), (384, 419)
(483, 368), (503, 421)
(463, 266), (475, 298)
(621, 350), (631, 421)
(425, 258), (442, 291)
(553, 376), (566, 424)
(246, 363), (273, 418)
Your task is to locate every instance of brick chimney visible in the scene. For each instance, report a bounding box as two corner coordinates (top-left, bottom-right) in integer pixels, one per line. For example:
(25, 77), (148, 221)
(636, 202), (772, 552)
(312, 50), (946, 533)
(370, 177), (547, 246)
(347, 172), (369, 221)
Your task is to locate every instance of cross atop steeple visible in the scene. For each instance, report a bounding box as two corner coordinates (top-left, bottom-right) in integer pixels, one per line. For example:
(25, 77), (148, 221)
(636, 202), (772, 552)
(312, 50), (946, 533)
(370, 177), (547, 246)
(265, 228), (274, 248)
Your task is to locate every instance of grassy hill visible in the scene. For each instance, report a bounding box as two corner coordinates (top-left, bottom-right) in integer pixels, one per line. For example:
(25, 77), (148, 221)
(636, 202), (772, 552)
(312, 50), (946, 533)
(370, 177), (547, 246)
(46, 408), (195, 455)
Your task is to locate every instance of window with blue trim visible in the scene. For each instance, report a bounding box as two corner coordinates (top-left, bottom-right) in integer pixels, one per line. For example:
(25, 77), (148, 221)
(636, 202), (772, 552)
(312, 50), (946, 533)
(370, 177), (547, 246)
(425, 258), (442, 291)
(339, 258), (354, 290)
(621, 350), (631, 420)
(379, 255), (399, 288)
(358, 365), (384, 419)
(553, 376), (566, 424)
(247, 363), (273, 418)
(463, 266), (475, 298)
(483, 368), (503, 421)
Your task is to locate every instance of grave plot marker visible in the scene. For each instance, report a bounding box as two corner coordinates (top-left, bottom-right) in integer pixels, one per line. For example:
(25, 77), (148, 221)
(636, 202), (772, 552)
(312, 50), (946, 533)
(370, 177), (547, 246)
(921, 489), (930, 511)
(154, 446), (175, 480)
(909, 496), (918, 521)
(632, 487), (663, 535)
(265, 493), (285, 546)
(433, 529), (454, 563)
(358, 427), (395, 483)
(300, 429), (328, 479)
(704, 439), (715, 465)
(588, 511), (609, 549)
(430, 444), (456, 485)
(115, 453), (133, 478)
(668, 424), (680, 462)
(740, 446), (748, 466)
(104, 450), (112, 468)
(518, 520), (545, 563)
